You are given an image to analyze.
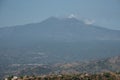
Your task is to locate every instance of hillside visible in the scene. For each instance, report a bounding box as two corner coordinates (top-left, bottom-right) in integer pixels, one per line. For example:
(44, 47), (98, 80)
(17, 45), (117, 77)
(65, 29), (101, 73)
(2, 56), (120, 79)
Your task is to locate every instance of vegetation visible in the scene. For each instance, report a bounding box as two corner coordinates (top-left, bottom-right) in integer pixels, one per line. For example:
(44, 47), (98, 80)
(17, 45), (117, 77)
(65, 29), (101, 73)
(6, 72), (120, 80)
(1, 56), (120, 79)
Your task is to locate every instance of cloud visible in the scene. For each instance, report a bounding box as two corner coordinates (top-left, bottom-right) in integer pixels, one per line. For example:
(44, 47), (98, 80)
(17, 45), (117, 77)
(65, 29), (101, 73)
(84, 19), (95, 25)
(68, 14), (76, 18)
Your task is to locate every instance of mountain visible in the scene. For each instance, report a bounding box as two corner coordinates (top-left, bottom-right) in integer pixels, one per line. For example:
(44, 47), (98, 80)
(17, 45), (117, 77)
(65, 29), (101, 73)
(0, 17), (120, 46)
(0, 17), (120, 79)
(0, 17), (120, 64)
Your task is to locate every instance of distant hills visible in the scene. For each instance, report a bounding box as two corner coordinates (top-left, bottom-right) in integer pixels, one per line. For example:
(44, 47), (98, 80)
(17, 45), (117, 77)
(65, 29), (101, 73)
(2, 56), (120, 79)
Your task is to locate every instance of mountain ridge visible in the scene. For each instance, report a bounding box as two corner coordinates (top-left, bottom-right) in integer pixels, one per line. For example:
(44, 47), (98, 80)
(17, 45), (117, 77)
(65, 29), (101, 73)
(0, 16), (120, 43)
(0, 17), (119, 31)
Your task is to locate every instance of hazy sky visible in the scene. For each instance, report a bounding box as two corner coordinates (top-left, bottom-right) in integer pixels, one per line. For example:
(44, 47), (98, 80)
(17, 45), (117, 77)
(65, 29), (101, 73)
(0, 0), (120, 30)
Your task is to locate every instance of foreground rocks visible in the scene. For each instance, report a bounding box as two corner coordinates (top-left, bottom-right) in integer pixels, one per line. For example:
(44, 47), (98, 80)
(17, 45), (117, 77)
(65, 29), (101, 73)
(5, 72), (120, 80)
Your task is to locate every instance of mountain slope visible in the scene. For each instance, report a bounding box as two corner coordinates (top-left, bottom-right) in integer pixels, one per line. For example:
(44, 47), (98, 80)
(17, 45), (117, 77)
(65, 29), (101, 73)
(0, 17), (120, 66)
(0, 17), (120, 46)
(0, 17), (120, 79)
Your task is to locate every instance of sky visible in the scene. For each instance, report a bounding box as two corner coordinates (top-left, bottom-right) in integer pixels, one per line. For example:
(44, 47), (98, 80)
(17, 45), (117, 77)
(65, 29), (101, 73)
(0, 0), (120, 30)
